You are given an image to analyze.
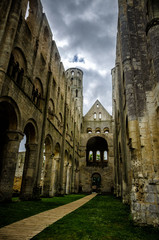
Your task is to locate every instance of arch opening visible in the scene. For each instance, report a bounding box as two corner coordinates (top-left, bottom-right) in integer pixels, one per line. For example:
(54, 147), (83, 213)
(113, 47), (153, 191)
(86, 137), (108, 166)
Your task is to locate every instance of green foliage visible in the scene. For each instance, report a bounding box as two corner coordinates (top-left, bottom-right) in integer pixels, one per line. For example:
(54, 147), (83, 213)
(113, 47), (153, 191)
(32, 195), (159, 240)
(0, 194), (85, 228)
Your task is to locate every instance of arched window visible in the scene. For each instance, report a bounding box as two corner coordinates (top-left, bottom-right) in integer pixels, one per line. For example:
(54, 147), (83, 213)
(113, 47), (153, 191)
(96, 151), (100, 161)
(89, 151), (93, 162)
(7, 48), (27, 87)
(104, 127), (109, 133)
(71, 71), (74, 76)
(94, 112), (96, 120)
(32, 78), (43, 108)
(48, 99), (55, 117)
(99, 112), (102, 119)
(96, 128), (101, 133)
(87, 128), (92, 133)
(104, 151), (108, 161)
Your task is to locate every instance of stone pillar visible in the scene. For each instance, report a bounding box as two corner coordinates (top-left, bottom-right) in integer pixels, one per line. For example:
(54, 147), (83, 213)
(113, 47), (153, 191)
(42, 153), (53, 197)
(20, 143), (38, 200)
(50, 157), (60, 196)
(71, 166), (77, 193)
(74, 169), (80, 193)
(66, 164), (72, 194)
(62, 162), (68, 195)
(0, 130), (23, 202)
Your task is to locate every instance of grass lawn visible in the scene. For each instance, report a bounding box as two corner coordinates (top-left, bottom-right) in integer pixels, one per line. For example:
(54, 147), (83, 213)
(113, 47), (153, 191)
(0, 194), (86, 228)
(32, 195), (159, 240)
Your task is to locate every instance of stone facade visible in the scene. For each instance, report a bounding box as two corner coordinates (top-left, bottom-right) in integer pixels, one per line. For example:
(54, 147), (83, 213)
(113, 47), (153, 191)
(112, 0), (159, 226)
(80, 100), (114, 193)
(0, 0), (82, 201)
(0, 0), (114, 202)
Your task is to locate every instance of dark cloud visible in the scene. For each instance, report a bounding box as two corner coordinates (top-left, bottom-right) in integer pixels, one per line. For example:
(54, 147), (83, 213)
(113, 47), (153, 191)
(41, 0), (118, 114)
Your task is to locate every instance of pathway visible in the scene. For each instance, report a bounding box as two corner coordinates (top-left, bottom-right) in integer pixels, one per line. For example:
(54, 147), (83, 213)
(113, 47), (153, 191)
(0, 193), (97, 240)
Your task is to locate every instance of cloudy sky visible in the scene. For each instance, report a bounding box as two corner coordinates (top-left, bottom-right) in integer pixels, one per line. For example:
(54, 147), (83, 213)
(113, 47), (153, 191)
(41, 0), (118, 115)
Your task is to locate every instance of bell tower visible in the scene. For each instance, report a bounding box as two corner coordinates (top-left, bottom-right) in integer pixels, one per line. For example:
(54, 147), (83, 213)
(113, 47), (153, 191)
(66, 68), (83, 116)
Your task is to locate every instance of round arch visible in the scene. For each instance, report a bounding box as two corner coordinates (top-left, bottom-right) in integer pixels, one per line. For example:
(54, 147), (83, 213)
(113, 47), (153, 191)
(0, 96), (21, 130)
(86, 136), (108, 166)
(92, 172), (101, 192)
(23, 119), (38, 144)
(45, 134), (53, 153)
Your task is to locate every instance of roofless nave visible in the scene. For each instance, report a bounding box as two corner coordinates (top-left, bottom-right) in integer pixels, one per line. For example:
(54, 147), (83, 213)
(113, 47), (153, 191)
(0, 0), (159, 227)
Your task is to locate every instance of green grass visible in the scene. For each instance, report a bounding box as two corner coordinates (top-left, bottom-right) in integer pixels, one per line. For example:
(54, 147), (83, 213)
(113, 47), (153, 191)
(0, 194), (86, 228)
(32, 195), (159, 240)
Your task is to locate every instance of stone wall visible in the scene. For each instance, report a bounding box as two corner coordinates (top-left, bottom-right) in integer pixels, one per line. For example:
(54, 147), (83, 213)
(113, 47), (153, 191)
(80, 100), (114, 193)
(0, 0), (82, 201)
(113, 0), (159, 226)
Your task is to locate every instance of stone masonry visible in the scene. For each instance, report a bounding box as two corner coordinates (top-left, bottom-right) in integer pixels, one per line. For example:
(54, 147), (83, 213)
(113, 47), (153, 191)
(112, 0), (159, 226)
(0, 0), (114, 205)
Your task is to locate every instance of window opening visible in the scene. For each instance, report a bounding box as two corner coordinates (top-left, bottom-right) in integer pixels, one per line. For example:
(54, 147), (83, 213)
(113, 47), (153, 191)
(87, 128), (92, 133)
(96, 151), (100, 161)
(104, 151), (108, 161)
(104, 128), (109, 133)
(96, 128), (101, 133)
(99, 112), (102, 119)
(94, 112), (96, 120)
(89, 151), (93, 161)
(25, 1), (30, 20)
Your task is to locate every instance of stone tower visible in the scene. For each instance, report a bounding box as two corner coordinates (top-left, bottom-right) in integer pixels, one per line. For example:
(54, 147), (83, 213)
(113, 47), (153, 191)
(66, 68), (83, 116)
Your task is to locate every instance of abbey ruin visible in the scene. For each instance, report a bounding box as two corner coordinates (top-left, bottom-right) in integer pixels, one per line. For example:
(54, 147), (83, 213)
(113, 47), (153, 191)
(0, 0), (158, 227)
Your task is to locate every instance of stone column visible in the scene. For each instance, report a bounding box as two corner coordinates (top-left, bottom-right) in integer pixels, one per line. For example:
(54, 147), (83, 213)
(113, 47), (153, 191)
(62, 162), (68, 195)
(20, 143), (38, 200)
(0, 130), (23, 202)
(71, 166), (77, 193)
(74, 169), (80, 193)
(42, 153), (53, 197)
(66, 164), (72, 194)
(50, 157), (60, 196)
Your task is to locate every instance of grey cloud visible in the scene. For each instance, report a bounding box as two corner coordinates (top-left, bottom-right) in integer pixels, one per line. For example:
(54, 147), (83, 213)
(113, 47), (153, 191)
(41, 0), (118, 114)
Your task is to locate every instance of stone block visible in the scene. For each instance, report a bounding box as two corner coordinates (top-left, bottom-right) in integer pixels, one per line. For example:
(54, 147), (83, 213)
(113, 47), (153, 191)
(145, 194), (155, 203)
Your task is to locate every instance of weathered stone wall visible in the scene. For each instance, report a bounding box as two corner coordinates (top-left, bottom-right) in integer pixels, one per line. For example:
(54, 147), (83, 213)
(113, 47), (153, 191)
(0, 0), (82, 201)
(113, 0), (159, 226)
(80, 101), (114, 193)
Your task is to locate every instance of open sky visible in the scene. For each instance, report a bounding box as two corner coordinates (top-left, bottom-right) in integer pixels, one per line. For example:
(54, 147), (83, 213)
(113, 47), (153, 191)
(41, 0), (118, 115)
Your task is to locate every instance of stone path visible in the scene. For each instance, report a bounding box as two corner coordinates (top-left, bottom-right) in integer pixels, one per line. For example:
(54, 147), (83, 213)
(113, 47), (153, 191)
(0, 193), (97, 240)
